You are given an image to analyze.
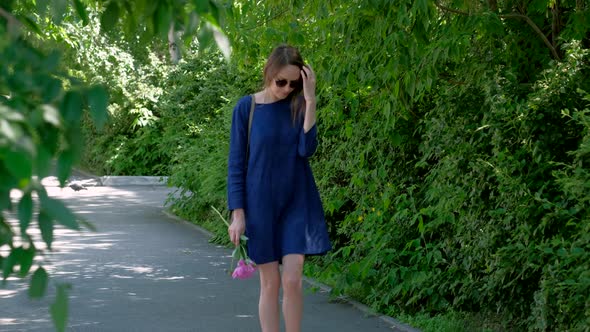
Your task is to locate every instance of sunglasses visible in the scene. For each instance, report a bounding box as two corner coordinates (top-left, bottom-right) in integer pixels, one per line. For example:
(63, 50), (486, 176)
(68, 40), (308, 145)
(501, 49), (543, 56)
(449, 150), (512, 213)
(275, 78), (302, 89)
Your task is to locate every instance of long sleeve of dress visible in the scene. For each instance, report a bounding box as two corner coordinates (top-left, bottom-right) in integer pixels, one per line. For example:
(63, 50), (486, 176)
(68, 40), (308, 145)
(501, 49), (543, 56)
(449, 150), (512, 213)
(297, 124), (318, 158)
(227, 98), (249, 211)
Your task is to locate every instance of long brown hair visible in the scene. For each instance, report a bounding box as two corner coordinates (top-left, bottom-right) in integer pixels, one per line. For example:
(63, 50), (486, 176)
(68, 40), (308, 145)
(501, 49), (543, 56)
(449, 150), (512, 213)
(263, 45), (306, 123)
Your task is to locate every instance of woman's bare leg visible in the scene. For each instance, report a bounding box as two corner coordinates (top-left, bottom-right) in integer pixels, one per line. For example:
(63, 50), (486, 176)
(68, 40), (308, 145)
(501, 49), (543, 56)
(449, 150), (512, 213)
(258, 261), (281, 332)
(281, 254), (305, 332)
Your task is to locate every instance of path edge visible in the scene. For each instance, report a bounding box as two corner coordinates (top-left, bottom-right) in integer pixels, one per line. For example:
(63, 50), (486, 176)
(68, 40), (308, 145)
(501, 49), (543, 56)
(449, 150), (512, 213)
(162, 208), (422, 332)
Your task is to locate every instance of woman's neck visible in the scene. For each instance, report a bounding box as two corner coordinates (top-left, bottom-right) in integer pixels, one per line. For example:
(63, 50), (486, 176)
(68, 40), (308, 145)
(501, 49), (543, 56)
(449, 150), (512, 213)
(258, 88), (280, 104)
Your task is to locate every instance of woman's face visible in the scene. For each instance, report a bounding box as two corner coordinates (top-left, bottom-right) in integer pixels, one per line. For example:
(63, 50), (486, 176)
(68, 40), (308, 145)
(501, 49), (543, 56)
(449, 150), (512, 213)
(268, 64), (301, 101)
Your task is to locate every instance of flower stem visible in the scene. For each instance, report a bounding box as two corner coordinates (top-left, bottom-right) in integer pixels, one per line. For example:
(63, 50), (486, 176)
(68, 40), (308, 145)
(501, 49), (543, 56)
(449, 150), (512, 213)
(211, 205), (230, 227)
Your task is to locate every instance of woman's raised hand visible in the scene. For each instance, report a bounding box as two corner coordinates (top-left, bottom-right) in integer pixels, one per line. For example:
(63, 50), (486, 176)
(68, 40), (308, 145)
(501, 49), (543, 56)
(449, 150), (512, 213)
(301, 65), (316, 103)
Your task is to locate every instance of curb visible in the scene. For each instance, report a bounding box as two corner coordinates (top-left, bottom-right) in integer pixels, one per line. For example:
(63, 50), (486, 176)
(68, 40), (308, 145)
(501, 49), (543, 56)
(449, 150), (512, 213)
(100, 176), (168, 186)
(161, 209), (215, 239)
(42, 174), (169, 187)
(162, 209), (421, 332)
(302, 277), (421, 332)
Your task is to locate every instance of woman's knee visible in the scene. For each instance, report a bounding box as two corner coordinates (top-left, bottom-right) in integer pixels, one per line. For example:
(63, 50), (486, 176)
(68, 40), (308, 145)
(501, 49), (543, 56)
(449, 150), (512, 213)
(259, 262), (281, 294)
(281, 272), (302, 293)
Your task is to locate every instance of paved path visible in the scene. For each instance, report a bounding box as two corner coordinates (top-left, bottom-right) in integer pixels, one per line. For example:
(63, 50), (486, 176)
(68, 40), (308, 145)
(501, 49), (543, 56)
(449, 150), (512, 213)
(0, 177), (413, 332)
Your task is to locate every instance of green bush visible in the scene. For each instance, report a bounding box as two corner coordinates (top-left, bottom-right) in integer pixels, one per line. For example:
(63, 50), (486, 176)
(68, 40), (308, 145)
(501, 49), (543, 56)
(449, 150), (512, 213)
(74, 1), (590, 330)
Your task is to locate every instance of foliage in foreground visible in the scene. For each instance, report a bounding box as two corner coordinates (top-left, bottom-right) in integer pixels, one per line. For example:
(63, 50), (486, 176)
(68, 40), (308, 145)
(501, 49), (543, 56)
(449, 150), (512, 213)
(1, 0), (229, 330)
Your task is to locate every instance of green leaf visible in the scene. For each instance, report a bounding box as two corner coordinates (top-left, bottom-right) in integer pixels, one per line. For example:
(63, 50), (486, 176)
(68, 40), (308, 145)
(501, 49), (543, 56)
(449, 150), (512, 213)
(35, 147), (52, 179)
(61, 91), (83, 124)
(36, 0), (51, 15)
(154, 2), (172, 39)
(38, 211), (54, 249)
(51, 283), (71, 332)
(40, 196), (79, 230)
(42, 105), (62, 127)
(208, 1), (221, 27)
(29, 267), (48, 299)
(56, 150), (74, 187)
(18, 15), (43, 35)
(0, 189), (11, 210)
(4, 149), (32, 184)
(42, 78), (62, 104)
(0, 217), (13, 246)
(51, 0), (68, 24)
(18, 193), (33, 234)
(197, 22), (214, 50)
(78, 219), (97, 232)
(73, 0), (90, 25)
(2, 248), (17, 279)
(232, 246), (239, 259)
(192, 0), (211, 15)
(0, 119), (23, 143)
(18, 245), (35, 277)
(100, 1), (120, 32)
(87, 86), (109, 130)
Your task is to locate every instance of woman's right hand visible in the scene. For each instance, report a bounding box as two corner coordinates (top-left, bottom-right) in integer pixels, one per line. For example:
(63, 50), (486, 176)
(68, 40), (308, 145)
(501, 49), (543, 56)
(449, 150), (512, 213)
(229, 209), (246, 246)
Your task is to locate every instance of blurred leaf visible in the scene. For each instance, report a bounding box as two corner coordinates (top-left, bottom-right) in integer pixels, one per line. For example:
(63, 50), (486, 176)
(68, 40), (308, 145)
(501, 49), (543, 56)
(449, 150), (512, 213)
(56, 150), (74, 187)
(87, 85), (109, 130)
(18, 15), (43, 35)
(36, 0), (51, 15)
(193, 0), (211, 15)
(72, 0), (90, 25)
(29, 267), (48, 299)
(51, 283), (71, 332)
(197, 22), (214, 50)
(2, 248), (17, 279)
(122, 0), (138, 36)
(18, 245), (35, 277)
(42, 105), (62, 127)
(61, 91), (83, 124)
(41, 196), (80, 230)
(212, 25), (231, 60)
(154, 2), (172, 39)
(100, 1), (120, 32)
(42, 78), (62, 103)
(51, 0), (68, 24)
(0, 217), (13, 246)
(34, 146), (53, 179)
(38, 211), (53, 249)
(18, 193), (33, 234)
(4, 149), (32, 184)
(78, 219), (97, 232)
(0, 119), (22, 143)
(208, 0), (221, 27)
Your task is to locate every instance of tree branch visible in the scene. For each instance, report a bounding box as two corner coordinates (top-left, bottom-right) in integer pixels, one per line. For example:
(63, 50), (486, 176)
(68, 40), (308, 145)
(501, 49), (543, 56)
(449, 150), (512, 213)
(434, 0), (561, 61)
(499, 13), (561, 60)
(0, 7), (19, 25)
(434, 0), (469, 16)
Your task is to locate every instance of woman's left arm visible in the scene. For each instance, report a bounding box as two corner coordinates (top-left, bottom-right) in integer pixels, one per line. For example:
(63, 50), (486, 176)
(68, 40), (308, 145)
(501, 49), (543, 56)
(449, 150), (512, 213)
(302, 65), (317, 133)
(298, 65), (319, 157)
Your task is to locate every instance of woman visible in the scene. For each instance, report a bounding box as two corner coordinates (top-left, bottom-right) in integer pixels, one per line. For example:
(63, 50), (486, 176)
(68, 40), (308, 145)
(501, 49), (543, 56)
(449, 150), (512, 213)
(226, 44), (331, 332)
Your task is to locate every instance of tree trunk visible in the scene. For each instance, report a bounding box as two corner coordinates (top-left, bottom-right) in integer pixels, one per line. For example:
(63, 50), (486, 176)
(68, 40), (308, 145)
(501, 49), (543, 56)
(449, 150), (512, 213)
(168, 23), (181, 64)
(488, 0), (498, 12)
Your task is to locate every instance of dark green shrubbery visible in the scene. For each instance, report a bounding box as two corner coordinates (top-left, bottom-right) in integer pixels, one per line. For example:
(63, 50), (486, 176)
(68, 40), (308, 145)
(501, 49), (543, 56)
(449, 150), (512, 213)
(76, 1), (589, 330)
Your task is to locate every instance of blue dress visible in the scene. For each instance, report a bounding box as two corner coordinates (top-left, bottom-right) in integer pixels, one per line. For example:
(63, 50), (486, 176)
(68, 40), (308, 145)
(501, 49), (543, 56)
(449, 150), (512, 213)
(227, 95), (332, 264)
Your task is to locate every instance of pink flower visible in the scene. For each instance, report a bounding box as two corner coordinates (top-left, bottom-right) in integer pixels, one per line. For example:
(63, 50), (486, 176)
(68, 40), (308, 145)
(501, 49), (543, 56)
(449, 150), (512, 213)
(232, 259), (257, 279)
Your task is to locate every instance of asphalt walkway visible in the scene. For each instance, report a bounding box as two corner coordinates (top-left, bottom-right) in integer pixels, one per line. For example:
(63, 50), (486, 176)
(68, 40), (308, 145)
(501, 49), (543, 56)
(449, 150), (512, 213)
(0, 174), (417, 332)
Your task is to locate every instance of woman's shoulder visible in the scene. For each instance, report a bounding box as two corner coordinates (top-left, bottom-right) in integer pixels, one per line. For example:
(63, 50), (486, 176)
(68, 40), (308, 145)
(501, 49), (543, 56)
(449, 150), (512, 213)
(235, 94), (254, 108)
(233, 95), (255, 116)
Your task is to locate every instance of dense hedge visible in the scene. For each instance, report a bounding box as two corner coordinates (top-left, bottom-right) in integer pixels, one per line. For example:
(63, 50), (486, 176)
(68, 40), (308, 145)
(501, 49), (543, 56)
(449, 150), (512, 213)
(74, 1), (590, 330)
